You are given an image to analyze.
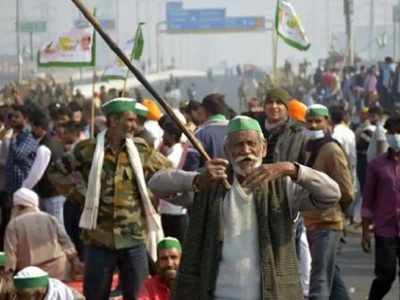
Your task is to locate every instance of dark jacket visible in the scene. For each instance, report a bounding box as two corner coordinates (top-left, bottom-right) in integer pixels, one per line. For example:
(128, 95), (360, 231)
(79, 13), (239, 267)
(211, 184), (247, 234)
(257, 117), (307, 164)
(34, 134), (65, 198)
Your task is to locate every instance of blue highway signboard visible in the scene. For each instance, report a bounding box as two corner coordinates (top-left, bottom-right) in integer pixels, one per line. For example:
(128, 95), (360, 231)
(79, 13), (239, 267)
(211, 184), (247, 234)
(166, 1), (266, 33)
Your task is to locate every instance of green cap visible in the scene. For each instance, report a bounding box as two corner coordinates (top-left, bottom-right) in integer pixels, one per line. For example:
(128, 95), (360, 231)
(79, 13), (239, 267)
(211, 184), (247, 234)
(157, 237), (182, 252)
(227, 116), (263, 136)
(265, 87), (291, 107)
(0, 252), (6, 267)
(14, 267), (49, 290)
(101, 97), (136, 116)
(306, 104), (330, 118)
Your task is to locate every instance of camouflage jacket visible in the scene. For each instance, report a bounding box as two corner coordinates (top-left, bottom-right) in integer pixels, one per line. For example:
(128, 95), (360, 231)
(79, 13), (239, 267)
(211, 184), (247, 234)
(50, 137), (171, 250)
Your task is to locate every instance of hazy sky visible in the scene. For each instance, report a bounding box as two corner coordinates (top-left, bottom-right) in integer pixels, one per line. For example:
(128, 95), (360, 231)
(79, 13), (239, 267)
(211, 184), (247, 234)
(0, 0), (398, 71)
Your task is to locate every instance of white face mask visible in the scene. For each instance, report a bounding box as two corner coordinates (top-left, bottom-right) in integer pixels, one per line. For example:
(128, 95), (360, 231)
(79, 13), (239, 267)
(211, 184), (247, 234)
(305, 129), (325, 140)
(386, 134), (400, 152)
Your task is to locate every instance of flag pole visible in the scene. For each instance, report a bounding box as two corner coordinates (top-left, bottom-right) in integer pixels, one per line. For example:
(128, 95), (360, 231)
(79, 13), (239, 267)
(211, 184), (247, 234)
(91, 66), (96, 138)
(272, 27), (279, 86)
(70, 0), (231, 189)
(122, 72), (129, 96)
(272, 0), (279, 86)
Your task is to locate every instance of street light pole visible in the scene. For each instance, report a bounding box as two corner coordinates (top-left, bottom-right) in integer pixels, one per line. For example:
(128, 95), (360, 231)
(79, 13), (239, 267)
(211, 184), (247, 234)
(156, 21), (166, 73)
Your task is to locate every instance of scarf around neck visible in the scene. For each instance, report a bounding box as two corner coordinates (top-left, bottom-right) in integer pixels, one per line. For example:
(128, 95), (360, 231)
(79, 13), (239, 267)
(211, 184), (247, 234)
(79, 129), (164, 260)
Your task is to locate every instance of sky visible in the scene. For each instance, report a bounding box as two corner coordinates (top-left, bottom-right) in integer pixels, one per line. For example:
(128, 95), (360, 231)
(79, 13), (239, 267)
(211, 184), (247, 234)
(0, 0), (398, 72)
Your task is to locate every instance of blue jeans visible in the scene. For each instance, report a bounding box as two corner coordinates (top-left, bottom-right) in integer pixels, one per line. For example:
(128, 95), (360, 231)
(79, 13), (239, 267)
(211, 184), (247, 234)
(84, 243), (149, 300)
(307, 229), (350, 300)
(40, 195), (66, 225)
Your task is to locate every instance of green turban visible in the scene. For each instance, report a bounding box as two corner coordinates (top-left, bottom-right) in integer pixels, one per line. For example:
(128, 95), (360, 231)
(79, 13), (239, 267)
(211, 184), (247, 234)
(227, 116), (263, 137)
(306, 104), (330, 118)
(265, 87), (291, 107)
(157, 237), (182, 252)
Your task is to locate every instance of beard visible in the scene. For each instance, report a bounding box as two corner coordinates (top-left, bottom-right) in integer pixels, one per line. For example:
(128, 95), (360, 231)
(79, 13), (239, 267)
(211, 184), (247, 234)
(161, 267), (178, 281)
(231, 154), (263, 176)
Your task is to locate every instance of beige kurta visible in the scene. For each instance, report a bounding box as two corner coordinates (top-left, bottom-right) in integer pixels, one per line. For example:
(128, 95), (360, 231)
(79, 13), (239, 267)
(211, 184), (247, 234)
(4, 207), (76, 281)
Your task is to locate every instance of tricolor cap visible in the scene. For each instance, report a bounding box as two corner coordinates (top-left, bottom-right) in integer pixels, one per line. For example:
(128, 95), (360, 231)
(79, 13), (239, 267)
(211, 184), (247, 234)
(14, 267), (49, 290)
(101, 97), (136, 116)
(0, 252), (6, 267)
(227, 116), (263, 137)
(306, 104), (330, 118)
(157, 237), (182, 252)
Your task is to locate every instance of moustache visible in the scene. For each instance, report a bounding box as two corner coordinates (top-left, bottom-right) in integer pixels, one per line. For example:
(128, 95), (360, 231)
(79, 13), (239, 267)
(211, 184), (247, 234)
(235, 155), (259, 163)
(162, 267), (177, 272)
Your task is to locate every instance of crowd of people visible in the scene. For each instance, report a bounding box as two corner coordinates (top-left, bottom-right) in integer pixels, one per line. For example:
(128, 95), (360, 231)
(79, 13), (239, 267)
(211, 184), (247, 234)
(0, 56), (399, 300)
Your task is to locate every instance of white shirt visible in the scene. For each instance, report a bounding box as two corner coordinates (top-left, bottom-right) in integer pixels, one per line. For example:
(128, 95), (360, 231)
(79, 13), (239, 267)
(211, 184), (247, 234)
(367, 122), (388, 162)
(332, 123), (358, 193)
(144, 120), (164, 149)
(214, 177), (261, 300)
(332, 124), (357, 169)
(44, 278), (76, 300)
(22, 144), (51, 189)
(159, 143), (187, 215)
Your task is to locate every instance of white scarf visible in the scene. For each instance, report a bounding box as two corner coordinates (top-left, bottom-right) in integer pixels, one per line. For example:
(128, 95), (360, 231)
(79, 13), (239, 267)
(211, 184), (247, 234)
(79, 129), (164, 260)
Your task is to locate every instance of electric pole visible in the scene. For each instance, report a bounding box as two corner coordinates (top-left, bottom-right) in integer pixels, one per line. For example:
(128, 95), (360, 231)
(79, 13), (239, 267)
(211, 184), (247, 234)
(395, 1), (400, 60)
(368, 0), (374, 61)
(344, 0), (354, 66)
(16, 0), (22, 83)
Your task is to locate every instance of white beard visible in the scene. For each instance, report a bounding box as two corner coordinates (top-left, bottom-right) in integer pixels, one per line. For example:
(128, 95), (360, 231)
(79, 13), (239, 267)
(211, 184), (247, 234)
(232, 157), (263, 176)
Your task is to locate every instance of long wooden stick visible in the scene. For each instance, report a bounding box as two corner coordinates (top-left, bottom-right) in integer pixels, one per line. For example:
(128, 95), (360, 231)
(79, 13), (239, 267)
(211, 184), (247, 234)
(70, 0), (230, 188)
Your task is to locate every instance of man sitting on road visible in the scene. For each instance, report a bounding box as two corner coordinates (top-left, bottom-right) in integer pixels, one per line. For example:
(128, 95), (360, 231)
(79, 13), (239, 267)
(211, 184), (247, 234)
(138, 237), (182, 300)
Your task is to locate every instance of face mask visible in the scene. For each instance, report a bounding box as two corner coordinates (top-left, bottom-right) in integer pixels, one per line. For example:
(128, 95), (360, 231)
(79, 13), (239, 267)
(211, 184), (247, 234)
(386, 134), (400, 152)
(305, 129), (325, 140)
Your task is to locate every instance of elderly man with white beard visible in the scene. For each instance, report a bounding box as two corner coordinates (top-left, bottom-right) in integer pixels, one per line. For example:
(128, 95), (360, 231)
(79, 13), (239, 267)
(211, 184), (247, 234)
(148, 115), (342, 300)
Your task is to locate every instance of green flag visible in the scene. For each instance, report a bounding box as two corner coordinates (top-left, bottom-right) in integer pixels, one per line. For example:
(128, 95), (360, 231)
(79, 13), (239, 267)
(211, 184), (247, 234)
(132, 22), (144, 60)
(275, 0), (310, 51)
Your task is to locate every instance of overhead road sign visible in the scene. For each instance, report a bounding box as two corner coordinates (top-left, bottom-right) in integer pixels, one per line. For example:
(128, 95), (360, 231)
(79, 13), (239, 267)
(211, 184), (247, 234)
(74, 18), (115, 30)
(166, 1), (266, 33)
(19, 21), (47, 33)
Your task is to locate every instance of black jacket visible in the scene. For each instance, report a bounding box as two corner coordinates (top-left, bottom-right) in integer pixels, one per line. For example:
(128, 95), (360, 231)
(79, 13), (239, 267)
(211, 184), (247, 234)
(34, 134), (65, 198)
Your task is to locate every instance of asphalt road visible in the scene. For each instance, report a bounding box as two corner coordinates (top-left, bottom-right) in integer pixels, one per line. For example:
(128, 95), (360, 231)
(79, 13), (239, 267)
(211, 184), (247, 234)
(339, 232), (398, 300)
